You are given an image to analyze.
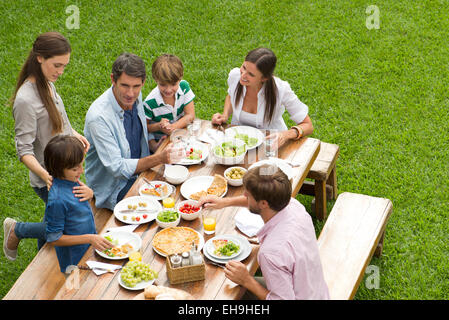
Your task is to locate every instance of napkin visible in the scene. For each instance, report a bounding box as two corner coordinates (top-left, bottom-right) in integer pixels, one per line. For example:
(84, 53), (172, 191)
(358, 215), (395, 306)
(86, 261), (122, 276)
(198, 128), (225, 144)
(234, 208), (264, 237)
(105, 224), (138, 233)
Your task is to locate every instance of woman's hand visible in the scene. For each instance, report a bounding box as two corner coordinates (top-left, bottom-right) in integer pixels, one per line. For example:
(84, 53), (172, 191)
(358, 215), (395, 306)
(73, 179), (94, 202)
(89, 234), (114, 251)
(44, 172), (53, 191)
(265, 129), (298, 151)
(211, 113), (227, 125)
(72, 130), (90, 153)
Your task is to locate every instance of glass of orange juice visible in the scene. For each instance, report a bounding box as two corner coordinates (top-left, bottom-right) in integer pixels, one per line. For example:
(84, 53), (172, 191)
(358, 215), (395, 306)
(203, 211), (216, 235)
(163, 196), (175, 209)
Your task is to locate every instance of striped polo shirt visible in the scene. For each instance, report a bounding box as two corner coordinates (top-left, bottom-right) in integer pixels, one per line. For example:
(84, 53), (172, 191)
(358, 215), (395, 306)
(143, 80), (195, 140)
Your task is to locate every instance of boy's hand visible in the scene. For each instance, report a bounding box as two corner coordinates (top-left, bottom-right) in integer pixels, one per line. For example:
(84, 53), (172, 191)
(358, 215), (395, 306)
(159, 118), (173, 134)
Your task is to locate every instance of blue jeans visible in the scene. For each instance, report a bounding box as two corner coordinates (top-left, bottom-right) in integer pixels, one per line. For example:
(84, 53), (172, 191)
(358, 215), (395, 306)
(14, 186), (48, 250)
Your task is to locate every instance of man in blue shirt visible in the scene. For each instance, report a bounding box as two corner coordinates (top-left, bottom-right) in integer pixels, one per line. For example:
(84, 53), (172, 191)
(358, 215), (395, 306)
(84, 53), (180, 210)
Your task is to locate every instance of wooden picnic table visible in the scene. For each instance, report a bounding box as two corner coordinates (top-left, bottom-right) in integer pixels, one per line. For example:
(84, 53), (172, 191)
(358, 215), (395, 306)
(4, 120), (320, 300)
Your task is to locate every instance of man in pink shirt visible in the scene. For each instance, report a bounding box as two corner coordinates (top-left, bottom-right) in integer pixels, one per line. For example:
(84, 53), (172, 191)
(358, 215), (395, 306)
(199, 164), (329, 300)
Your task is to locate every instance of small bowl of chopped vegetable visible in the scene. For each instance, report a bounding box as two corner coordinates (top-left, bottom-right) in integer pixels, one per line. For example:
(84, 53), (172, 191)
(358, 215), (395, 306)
(177, 199), (202, 221)
(224, 166), (247, 186)
(212, 138), (247, 165)
(156, 209), (181, 228)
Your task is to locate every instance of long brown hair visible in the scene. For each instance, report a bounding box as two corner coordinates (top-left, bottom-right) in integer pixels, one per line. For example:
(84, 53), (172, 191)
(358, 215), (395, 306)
(11, 32), (71, 134)
(235, 48), (277, 125)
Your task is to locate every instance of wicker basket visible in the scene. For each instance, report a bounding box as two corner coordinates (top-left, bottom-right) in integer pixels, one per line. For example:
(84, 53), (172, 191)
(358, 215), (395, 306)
(166, 254), (205, 284)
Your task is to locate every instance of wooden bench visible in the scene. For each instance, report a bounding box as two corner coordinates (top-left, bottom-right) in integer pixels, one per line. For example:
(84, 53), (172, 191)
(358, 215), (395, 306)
(317, 192), (393, 300)
(3, 200), (112, 300)
(299, 141), (340, 221)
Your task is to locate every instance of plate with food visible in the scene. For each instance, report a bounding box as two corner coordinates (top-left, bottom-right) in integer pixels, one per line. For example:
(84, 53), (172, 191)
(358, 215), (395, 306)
(95, 230), (142, 260)
(119, 260), (158, 290)
(138, 180), (175, 200)
(151, 226), (204, 257)
(225, 126), (265, 150)
(206, 235), (242, 260)
(113, 196), (162, 225)
(203, 234), (251, 264)
(173, 140), (209, 166)
(180, 174), (227, 200)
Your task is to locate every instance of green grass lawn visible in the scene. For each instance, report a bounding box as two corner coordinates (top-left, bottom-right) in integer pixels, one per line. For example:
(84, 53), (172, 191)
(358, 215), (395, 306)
(1, 0), (448, 300)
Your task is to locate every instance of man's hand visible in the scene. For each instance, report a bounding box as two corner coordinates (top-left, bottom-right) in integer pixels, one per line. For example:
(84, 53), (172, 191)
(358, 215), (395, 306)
(224, 260), (252, 286)
(197, 195), (226, 210)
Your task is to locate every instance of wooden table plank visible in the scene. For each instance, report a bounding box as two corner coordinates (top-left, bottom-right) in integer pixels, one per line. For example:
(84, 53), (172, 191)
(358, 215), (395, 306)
(17, 120), (319, 300)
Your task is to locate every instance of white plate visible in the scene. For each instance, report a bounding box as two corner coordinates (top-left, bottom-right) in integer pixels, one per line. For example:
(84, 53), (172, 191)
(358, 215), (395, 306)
(248, 158), (294, 180)
(114, 196), (162, 225)
(118, 273), (155, 291)
(203, 234), (251, 264)
(152, 228), (205, 257)
(225, 126), (265, 150)
(180, 176), (228, 200)
(138, 180), (175, 200)
(95, 230), (142, 260)
(173, 140), (210, 166)
(206, 235), (242, 260)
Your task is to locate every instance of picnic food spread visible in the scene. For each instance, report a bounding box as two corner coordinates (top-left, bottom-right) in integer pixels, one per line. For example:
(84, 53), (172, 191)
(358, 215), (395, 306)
(141, 183), (169, 197)
(225, 167), (246, 180)
(152, 227), (200, 256)
(190, 174), (227, 200)
(212, 239), (240, 257)
(102, 235), (134, 258)
(120, 260), (158, 288)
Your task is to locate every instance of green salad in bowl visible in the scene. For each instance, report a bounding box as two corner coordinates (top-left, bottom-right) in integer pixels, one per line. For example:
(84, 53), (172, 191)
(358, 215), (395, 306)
(213, 139), (247, 165)
(234, 133), (258, 148)
(156, 210), (180, 228)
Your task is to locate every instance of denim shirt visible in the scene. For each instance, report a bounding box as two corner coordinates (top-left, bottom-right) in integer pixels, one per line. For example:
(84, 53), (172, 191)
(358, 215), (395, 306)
(45, 178), (96, 273)
(84, 86), (150, 210)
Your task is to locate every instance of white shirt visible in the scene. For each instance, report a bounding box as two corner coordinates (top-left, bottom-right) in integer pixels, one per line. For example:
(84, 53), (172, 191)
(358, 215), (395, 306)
(227, 68), (309, 130)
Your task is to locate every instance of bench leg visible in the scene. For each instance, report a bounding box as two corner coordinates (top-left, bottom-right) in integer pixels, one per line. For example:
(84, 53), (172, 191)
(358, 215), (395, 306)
(374, 230), (386, 257)
(314, 179), (327, 221)
(327, 166), (338, 200)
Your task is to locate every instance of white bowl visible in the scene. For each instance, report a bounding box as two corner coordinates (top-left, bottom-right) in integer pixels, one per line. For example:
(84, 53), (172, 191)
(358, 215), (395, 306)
(164, 165), (189, 185)
(212, 138), (247, 166)
(224, 166), (247, 187)
(156, 209), (181, 228)
(176, 200), (202, 221)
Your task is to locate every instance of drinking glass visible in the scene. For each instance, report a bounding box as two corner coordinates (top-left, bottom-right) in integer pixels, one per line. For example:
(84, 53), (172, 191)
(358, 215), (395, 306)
(203, 210), (217, 235)
(265, 129), (279, 158)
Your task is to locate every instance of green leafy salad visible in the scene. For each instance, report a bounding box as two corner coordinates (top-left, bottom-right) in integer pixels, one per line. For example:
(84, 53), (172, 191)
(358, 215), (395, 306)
(157, 210), (179, 222)
(234, 133), (258, 148)
(214, 241), (240, 257)
(214, 141), (246, 157)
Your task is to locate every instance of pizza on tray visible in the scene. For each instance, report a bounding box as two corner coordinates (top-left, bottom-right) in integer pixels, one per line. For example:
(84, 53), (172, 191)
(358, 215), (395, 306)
(190, 174), (227, 200)
(152, 227), (200, 255)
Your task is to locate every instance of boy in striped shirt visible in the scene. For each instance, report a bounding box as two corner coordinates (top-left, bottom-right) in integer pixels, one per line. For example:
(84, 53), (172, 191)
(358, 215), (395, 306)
(143, 54), (196, 152)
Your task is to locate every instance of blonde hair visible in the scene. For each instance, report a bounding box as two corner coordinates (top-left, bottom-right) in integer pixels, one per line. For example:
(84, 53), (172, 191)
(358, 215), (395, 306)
(151, 54), (184, 84)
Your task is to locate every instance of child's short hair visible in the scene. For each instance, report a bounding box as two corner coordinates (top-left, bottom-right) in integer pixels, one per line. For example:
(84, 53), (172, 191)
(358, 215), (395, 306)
(44, 135), (85, 179)
(151, 54), (184, 85)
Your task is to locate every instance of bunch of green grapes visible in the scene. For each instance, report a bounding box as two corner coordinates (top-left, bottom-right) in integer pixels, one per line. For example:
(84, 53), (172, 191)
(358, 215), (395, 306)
(120, 260), (158, 287)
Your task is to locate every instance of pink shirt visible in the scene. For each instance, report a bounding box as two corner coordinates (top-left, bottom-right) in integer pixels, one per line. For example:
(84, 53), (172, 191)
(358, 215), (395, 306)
(257, 198), (329, 300)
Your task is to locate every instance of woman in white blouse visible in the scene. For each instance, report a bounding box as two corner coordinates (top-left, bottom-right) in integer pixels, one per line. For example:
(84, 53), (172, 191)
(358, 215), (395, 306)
(212, 48), (313, 148)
